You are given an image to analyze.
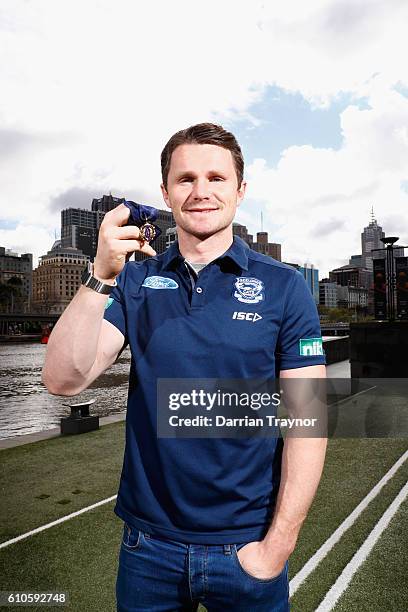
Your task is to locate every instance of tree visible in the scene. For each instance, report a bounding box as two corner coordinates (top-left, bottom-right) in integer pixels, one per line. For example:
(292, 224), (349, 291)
(0, 277), (25, 313)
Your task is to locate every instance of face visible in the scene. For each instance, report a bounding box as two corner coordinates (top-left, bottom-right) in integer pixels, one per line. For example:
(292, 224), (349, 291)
(161, 143), (246, 239)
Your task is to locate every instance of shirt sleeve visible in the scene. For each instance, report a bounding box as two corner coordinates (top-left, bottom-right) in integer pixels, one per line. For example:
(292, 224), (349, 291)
(103, 263), (129, 346)
(275, 270), (326, 371)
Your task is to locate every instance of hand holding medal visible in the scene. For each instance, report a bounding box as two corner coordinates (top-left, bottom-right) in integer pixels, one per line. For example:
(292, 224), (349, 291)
(123, 200), (162, 250)
(93, 203), (158, 283)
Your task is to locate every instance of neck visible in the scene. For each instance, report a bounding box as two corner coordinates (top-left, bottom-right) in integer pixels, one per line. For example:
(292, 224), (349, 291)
(177, 226), (234, 264)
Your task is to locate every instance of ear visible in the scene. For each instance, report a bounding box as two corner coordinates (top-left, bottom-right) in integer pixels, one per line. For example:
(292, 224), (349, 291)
(161, 183), (171, 209)
(236, 180), (247, 208)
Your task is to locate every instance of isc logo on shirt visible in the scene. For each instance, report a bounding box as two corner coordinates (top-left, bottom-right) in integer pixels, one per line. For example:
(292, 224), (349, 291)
(299, 337), (324, 356)
(232, 311), (262, 322)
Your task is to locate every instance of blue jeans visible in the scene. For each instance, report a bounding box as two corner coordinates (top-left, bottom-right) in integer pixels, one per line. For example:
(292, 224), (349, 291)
(116, 522), (290, 611)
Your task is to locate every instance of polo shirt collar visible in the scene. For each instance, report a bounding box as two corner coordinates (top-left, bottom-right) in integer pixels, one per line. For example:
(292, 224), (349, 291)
(161, 240), (184, 270)
(216, 235), (249, 271)
(161, 235), (249, 271)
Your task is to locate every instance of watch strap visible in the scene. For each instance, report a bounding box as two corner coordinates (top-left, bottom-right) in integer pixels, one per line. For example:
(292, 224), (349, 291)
(81, 262), (117, 295)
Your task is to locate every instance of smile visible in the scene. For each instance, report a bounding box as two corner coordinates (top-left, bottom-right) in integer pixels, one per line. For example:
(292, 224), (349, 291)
(185, 208), (218, 213)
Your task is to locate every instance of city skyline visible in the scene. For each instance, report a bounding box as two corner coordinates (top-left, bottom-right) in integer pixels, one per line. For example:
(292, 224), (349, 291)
(1, 1), (408, 278)
(0, 201), (404, 281)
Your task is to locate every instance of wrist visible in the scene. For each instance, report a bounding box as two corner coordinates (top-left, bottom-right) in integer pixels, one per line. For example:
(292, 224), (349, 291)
(92, 264), (116, 285)
(263, 524), (299, 554)
(81, 262), (117, 295)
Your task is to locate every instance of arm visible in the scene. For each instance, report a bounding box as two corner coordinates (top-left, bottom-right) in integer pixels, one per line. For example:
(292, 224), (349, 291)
(41, 203), (155, 397)
(237, 364), (327, 579)
(263, 365), (327, 556)
(41, 290), (126, 396)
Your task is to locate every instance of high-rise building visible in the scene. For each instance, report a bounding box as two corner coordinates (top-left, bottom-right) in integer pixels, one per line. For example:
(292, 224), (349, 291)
(153, 209), (175, 254)
(0, 247), (33, 312)
(361, 209), (385, 272)
(319, 278), (368, 312)
(283, 261), (319, 304)
(336, 285), (368, 312)
(340, 210), (404, 315)
(349, 254), (362, 267)
(32, 246), (88, 314)
(91, 194), (125, 214)
(61, 194), (172, 262)
(299, 264), (319, 304)
(251, 232), (281, 261)
(232, 223), (253, 246)
(61, 195), (126, 260)
(347, 286), (368, 310)
(319, 281), (338, 308)
(351, 209), (404, 271)
(165, 222), (282, 264)
(232, 225), (281, 261)
(329, 264), (372, 290)
(166, 227), (177, 248)
(336, 285), (349, 309)
(61, 208), (101, 259)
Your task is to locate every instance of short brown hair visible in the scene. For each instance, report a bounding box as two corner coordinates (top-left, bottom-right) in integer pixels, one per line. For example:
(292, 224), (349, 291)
(161, 122), (244, 189)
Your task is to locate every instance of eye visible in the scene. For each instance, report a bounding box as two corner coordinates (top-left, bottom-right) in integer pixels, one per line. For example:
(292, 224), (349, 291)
(179, 177), (193, 183)
(210, 176), (224, 181)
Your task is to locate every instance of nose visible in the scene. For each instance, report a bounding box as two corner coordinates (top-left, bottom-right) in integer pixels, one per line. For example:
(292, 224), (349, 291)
(191, 178), (211, 201)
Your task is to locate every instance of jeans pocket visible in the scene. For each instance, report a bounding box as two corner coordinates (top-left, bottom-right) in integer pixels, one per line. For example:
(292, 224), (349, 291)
(121, 522), (142, 550)
(233, 543), (288, 584)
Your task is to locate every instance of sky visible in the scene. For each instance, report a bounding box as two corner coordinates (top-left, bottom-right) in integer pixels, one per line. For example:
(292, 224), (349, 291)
(1, 0), (407, 277)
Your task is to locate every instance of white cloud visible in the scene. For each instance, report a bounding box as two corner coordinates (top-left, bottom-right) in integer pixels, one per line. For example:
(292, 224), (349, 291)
(0, 0), (408, 274)
(246, 83), (408, 274)
(256, 0), (408, 107)
(0, 224), (56, 257)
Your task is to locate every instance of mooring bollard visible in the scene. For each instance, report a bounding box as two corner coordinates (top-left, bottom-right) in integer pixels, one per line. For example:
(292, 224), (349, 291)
(60, 399), (99, 435)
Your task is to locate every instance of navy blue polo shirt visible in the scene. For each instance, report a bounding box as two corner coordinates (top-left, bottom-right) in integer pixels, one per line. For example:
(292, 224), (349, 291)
(104, 235), (325, 544)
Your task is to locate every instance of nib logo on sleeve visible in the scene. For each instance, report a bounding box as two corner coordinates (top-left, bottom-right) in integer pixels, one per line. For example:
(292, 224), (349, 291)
(299, 337), (324, 356)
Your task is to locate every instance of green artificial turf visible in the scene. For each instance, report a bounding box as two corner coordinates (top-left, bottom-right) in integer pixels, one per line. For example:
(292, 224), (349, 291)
(289, 443), (408, 611)
(0, 428), (407, 611)
(333, 498), (408, 611)
(0, 501), (121, 611)
(289, 439), (408, 577)
(0, 422), (125, 543)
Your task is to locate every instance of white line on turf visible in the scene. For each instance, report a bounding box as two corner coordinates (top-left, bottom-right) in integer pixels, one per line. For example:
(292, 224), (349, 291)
(0, 412), (406, 563)
(0, 392), (365, 552)
(289, 448), (408, 596)
(315, 478), (408, 611)
(0, 495), (117, 550)
(331, 385), (376, 406)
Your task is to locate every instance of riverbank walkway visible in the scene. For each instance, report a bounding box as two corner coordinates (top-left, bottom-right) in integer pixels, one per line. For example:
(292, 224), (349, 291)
(0, 359), (351, 451)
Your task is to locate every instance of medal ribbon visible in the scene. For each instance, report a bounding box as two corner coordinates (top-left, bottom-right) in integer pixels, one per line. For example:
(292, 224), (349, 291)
(123, 200), (162, 244)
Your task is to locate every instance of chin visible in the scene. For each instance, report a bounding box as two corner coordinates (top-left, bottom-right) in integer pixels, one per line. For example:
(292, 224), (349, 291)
(186, 225), (225, 239)
(187, 228), (216, 240)
(183, 217), (234, 239)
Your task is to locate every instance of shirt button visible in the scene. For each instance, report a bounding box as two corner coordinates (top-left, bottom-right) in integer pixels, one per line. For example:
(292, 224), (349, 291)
(196, 287), (203, 294)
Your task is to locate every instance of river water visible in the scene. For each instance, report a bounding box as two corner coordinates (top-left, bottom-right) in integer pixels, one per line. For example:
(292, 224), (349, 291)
(0, 342), (131, 439)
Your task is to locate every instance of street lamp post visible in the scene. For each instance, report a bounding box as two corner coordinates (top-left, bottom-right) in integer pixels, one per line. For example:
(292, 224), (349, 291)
(372, 237), (408, 322)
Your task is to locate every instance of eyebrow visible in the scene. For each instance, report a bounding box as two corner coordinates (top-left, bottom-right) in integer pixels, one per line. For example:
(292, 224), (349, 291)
(175, 170), (227, 179)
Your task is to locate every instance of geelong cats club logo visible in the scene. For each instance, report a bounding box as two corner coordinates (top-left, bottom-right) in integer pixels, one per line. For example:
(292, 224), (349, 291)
(233, 277), (264, 304)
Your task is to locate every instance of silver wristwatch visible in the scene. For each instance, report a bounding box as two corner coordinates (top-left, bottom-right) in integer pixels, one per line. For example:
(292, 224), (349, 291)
(81, 261), (117, 295)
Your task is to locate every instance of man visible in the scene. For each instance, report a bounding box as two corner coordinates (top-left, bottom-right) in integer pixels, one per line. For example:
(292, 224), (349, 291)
(42, 123), (326, 611)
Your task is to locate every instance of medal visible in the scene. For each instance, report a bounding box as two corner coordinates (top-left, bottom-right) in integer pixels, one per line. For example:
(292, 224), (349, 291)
(139, 222), (157, 242)
(123, 200), (162, 245)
